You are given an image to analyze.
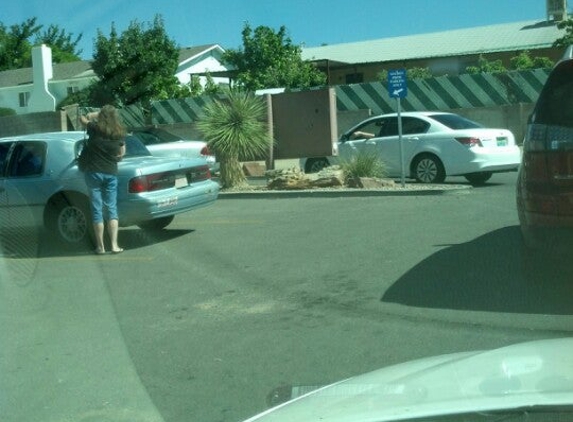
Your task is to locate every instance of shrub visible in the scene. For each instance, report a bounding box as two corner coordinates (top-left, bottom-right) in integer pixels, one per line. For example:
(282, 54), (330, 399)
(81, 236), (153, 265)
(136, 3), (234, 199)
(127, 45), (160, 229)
(0, 107), (16, 117)
(341, 152), (387, 183)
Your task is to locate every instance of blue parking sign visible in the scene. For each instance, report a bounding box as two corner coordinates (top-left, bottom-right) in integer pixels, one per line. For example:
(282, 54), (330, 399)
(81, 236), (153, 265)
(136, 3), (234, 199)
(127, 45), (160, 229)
(388, 69), (407, 98)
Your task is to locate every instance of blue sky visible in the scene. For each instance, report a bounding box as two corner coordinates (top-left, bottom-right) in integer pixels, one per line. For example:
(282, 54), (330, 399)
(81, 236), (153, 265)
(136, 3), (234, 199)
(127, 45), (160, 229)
(4, 0), (556, 59)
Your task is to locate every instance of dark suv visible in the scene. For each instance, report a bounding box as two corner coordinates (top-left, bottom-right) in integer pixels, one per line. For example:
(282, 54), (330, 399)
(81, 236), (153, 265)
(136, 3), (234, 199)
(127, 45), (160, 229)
(517, 46), (573, 248)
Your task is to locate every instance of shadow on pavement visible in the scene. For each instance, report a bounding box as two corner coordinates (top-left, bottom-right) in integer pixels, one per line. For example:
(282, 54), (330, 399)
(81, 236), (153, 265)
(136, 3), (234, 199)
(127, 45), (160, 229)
(382, 226), (573, 315)
(0, 226), (193, 258)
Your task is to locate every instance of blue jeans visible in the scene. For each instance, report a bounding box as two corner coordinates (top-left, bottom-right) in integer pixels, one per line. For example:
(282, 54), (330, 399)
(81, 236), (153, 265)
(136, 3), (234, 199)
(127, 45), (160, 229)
(84, 172), (119, 224)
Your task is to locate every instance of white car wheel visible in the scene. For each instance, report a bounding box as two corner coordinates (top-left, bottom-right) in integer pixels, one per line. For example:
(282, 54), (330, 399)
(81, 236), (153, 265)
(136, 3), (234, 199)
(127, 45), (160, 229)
(413, 155), (445, 183)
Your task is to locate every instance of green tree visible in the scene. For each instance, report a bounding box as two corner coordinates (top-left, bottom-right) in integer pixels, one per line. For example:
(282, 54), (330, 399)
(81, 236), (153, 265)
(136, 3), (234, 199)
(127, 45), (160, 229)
(510, 50), (553, 70)
(35, 24), (83, 63)
(465, 55), (507, 74)
(197, 89), (271, 188)
(223, 23), (325, 91)
(0, 18), (82, 71)
(553, 18), (573, 48)
(90, 15), (181, 111)
(0, 18), (41, 70)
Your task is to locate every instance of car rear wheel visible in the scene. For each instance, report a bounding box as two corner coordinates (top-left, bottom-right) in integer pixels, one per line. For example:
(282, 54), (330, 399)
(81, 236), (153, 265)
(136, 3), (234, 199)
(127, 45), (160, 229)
(464, 172), (492, 186)
(305, 158), (329, 173)
(412, 154), (445, 183)
(137, 216), (175, 231)
(45, 193), (93, 246)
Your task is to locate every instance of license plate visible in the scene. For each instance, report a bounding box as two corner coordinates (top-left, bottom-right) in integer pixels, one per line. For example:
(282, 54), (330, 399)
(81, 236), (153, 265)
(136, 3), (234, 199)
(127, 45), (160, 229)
(496, 137), (508, 147)
(175, 175), (188, 188)
(158, 197), (178, 208)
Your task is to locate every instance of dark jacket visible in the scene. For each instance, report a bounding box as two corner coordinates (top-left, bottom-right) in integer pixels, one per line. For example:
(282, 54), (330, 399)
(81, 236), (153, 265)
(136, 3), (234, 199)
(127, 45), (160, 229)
(82, 122), (125, 175)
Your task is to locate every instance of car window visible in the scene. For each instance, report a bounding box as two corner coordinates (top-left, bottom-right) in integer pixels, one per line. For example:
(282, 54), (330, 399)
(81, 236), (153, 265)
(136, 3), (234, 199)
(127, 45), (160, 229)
(132, 131), (162, 145)
(125, 135), (153, 157)
(402, 117), (430, 135)
(8, 142), (46, 177)
(378, 117), (399, 137)
(429, 113), (483, 129)
(533, 60), (573, 128)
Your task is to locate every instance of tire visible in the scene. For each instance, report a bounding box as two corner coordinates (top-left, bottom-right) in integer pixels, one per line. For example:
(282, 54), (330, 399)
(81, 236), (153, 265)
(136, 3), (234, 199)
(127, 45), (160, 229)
(412, 154), (445, 183)
(137, 216), (175, 231)
(44, 193), (93, 246)
(304, 158), (329, 173)
(464, 172), (492, 186)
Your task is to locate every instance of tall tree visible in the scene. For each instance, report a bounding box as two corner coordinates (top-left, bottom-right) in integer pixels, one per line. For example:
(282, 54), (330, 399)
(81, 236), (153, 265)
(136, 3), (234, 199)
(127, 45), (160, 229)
(0, 18), (82, 71)
(223, 23), (325, 91)
(0, 18), (41, 70)
(35, 24), (83, 63)
(90, 15), (181, 110)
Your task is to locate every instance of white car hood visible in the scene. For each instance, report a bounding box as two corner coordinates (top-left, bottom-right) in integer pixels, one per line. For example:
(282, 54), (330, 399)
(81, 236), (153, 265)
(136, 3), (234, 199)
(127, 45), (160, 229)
(244, 338), (573, 422)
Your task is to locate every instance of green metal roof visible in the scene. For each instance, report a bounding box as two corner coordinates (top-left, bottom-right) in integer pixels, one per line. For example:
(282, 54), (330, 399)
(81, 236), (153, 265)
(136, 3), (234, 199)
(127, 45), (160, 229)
(301, 20), (565, 64)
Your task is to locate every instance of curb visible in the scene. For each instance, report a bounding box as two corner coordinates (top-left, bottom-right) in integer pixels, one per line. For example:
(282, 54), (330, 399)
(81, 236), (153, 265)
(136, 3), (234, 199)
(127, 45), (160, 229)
(217, 185), (472, 199)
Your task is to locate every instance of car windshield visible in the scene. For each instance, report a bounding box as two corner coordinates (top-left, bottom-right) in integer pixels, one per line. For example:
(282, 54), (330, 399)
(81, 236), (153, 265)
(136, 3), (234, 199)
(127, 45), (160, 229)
(2, 4), (571, 422)
(429, 113), (484, 129)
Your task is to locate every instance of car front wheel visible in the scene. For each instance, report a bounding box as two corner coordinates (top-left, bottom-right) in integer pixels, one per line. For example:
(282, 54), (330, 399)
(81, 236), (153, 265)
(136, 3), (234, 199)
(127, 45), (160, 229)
(304, 158), (329, 173)
(412, 154), (445, 183)
(45, 193), (93, 245)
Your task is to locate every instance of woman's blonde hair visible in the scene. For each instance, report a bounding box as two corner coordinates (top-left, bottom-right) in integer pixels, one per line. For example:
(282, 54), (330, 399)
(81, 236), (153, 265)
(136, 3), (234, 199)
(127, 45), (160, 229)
(95, 105), (127, 140)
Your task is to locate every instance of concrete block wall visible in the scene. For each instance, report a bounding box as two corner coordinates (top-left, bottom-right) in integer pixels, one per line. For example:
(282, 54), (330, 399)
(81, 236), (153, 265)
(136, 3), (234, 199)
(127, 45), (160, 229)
(0, 111), (68, 138)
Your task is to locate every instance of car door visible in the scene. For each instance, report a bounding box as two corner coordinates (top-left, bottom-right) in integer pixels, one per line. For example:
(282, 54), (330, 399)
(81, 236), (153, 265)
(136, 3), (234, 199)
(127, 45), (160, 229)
(0, 142), (15, 227)
(3, 141), (48, 228)
(339, 117), (401, 171)
(372, 117), (430, 177)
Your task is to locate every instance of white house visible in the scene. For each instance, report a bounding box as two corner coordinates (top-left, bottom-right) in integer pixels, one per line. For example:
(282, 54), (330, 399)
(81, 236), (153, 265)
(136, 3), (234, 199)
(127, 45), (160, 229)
(0, 44), (231, 115)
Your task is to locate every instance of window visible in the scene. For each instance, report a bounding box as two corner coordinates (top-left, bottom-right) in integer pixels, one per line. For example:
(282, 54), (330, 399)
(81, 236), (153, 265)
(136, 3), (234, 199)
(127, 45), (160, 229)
(67, 85), (80, 95)
(19, 92), (30, 107)
(0, 142), (14, 177)
(9, 142), (46, 177)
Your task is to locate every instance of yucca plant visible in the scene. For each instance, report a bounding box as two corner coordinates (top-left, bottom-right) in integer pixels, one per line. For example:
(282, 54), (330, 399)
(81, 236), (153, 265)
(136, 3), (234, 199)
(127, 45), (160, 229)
(341, 152), (387, 183)
(197, 89), (271, 188)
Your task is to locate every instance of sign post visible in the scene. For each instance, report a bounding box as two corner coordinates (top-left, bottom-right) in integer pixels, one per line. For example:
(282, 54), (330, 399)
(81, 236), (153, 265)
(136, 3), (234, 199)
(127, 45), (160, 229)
(387, 69), (408, 187)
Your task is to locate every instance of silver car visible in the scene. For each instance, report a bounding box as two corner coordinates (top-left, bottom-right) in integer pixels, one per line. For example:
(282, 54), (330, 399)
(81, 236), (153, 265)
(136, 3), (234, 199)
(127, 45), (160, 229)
(129, 126), (219, 173)
(0, 131), (219, 246)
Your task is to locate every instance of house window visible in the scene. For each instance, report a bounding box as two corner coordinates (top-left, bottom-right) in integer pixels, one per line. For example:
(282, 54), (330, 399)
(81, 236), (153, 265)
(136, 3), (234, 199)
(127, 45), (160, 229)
(19, 92), (30, 107)
(345, 73), (364, 84)
(67, 85), (80, 95)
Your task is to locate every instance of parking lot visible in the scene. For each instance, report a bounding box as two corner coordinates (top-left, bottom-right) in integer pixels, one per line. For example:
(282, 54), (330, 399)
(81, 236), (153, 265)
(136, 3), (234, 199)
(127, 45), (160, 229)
(2, 172), (573, 422)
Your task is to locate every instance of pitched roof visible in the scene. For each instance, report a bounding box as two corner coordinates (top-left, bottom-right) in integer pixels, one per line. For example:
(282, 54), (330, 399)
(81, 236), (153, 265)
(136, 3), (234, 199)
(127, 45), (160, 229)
(178, 44), (224, 63)
(0, 61), (94, 88)
(0, 45), (223, 89)
(301, 20), (565, 64)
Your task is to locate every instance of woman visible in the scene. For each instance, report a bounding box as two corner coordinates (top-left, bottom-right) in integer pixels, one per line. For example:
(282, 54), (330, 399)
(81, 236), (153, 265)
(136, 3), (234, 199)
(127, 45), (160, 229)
(80, 105), (127, 255)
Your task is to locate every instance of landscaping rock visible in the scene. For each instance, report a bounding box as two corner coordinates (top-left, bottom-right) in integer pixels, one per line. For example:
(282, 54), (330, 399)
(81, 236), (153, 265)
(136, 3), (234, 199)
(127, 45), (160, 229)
(346, 177), (396, 189)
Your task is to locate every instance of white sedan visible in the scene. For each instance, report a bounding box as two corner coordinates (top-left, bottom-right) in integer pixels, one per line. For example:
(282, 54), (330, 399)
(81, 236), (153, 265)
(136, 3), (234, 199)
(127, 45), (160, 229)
(300, 112), (521, 185)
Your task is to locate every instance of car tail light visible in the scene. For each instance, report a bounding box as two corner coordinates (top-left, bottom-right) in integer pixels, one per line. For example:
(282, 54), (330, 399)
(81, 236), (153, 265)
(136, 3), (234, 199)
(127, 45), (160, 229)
(455, 137), (482, 147)
(523, 124), (573, 183)
(188, 165), (211, 182)
(128, 166), (211, 193)
(129, 173), (175, 193)
(200, 145), (211, 156)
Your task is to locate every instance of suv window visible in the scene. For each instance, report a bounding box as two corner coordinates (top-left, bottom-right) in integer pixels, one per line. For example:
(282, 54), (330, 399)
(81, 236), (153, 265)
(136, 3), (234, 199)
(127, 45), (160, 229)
(533, 60), (573, 128)
(0, 142), (14, 177)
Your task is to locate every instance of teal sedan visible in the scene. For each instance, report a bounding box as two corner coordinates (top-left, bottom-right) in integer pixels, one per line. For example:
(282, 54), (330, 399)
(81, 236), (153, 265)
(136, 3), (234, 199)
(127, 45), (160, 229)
(0, 131), (219, 246)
